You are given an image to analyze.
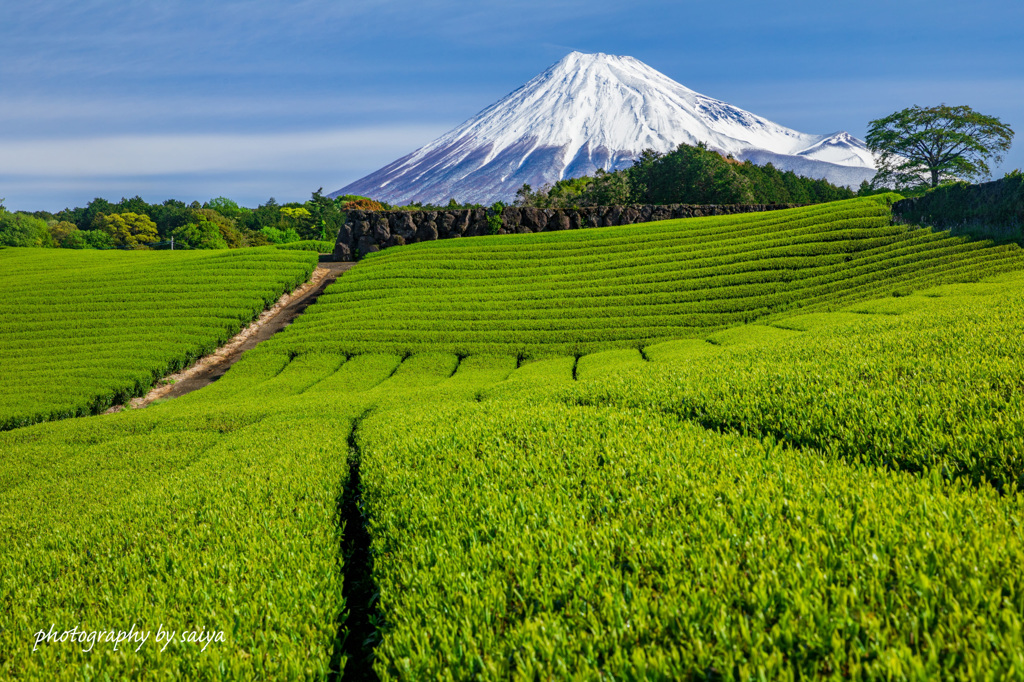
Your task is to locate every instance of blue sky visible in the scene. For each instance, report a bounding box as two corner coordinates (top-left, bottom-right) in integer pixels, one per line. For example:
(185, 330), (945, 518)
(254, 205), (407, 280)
(2, 0), (1022, 211)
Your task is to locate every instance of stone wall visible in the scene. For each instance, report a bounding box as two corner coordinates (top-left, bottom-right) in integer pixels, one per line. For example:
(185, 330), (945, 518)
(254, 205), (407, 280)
(333, 203), (802, 261)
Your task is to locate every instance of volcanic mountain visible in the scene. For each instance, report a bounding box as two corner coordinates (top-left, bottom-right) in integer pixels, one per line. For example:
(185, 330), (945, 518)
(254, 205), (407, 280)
(331, 52), (876, 205)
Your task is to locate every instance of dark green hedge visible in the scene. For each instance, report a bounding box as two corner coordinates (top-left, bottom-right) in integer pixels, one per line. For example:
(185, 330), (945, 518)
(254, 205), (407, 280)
(892, 173), (1024, 241)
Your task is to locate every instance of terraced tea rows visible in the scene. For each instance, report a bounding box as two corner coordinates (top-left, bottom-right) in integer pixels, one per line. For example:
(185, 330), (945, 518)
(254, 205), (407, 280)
(4, 197), (1024, 679)
(359, 398), (1024, 678)
(275, 239), (335, 253)
(0, 391), (355, 679)
(281, 196), (1024, 356)
(567, 282), (1024, 491)
(0, 247), (317, 430)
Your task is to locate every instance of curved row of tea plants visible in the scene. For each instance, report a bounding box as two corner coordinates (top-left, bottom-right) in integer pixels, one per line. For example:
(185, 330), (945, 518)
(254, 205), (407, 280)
(5, 198), (1024, 679)
(280, 196), (1024, 356)
(164, 263), (1024, 677)
(568, 272), (1024, 491)
(358, 398), (1024, 679)
(275, 239), (335, 253)
(0, 347), (478, 679)
(0, 247), (317, 430)
(19, 281), (1017, 680)
(0, 377), (358, 679)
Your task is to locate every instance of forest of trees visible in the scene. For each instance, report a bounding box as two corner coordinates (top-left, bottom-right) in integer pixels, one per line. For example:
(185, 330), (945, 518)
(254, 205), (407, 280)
(514, 142), (856, 208)
(1, 146), (863, 250)
(0, 190), (361, 250)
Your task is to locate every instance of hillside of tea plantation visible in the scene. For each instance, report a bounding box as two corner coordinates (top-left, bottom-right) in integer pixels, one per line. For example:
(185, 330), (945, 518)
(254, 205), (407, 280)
(0, 247), (317, 430)
(3, 196), (1024, 680)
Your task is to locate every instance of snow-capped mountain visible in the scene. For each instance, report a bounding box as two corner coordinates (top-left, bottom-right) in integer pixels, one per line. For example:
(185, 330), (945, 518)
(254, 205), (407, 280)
(331, 52), (876, 205)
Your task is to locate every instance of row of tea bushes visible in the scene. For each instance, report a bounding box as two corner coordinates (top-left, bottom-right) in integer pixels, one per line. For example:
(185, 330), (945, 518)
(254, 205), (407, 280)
(357, 399), (1024, 679)
(0, 247), (317, 430)
(0, 407), (352, 679)
(279, 196), (1024, 357)
(569, 271), (1024, 490)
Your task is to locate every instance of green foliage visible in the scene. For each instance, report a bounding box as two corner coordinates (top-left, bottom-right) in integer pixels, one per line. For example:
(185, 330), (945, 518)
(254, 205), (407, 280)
(857, 179), (874, 196)
(736, 159), (853, 204)
(514, 177), (593, 208)
(199, 209), (248, 248)
(44, 191), (344, 250)
(203, 196), (248, 221)
(514, 172), (633, 209)
(630, 143), (753, 204)
(584, 167), (632, 205)
(82, 229), (115, 250)
(59, 197), (116, 230)
(514, 183), (535, 206)
(278, 196), (1023, 357)
(486, 201), (506, 234)
(306, 188), (346, 242)
(570, 276), (1024, 491)
(94, 212), (159, 248)
(280, 206), (313, 230)
(334, 194), (374, 204)
(0, 247), (317, 430)
(46, 220), (82, 248)
(170, 219), (229, 249)
(892, 173), (1024, 241)
(0, 403), (351, 679)
(867, 104), (1016, 189)
(275, 239), (335, 253)
(516, 143), (854, 208)
(0, 211), (54, 247)
(138, 199), (196, 239)
(259, 225), (302, 244)
(360, 397), (1024, 679)
(238, 197), (283, 235)
(6, 195), (1024, 679)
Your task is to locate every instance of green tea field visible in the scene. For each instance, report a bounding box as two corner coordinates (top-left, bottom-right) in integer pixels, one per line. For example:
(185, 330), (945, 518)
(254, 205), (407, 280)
(0, 247), (317, 430)
(3, 196), (1024, 679)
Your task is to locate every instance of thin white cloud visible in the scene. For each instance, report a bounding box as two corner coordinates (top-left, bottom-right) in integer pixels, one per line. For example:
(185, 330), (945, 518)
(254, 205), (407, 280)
(0, 171), (355, 211)
(0, 126), (446, 177)
(0, 94), (482, 128)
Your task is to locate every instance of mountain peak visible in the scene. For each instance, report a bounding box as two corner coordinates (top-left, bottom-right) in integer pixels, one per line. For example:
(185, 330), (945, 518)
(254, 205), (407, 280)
(554, 51), (630, 65)
(332, 52), (875, 205)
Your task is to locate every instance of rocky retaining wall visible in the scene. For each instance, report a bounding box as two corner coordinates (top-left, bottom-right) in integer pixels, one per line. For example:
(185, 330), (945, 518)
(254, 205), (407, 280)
(333, 203), (802, 260)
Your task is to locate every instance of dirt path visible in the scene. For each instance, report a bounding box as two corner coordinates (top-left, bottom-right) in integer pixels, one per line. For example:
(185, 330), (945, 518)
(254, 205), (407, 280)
(110, 261), (354, 411)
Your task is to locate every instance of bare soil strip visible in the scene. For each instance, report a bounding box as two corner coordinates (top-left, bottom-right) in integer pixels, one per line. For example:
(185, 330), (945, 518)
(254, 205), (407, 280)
(108, 262), (353, 412)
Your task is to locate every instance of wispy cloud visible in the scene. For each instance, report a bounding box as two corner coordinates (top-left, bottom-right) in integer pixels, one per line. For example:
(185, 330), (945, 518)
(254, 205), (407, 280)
(0, 171), (352, 212)
(0, 126), (445, 177)
(0, 94), (480, 134)
(0, 125), (450, 211)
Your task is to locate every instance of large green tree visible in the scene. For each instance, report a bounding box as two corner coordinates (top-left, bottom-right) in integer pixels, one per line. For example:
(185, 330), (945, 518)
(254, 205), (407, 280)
(95, 212), (159, 248)
(866, 104), (1014, 189)
(628, 143), (753, 205)
(0, 208), (53, 248)
(306, 188), (347, 242)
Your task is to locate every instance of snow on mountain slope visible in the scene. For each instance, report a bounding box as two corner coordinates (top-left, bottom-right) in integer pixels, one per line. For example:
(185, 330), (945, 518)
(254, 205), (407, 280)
(795, 131), (875, 167)
(332, 52), (876, 205)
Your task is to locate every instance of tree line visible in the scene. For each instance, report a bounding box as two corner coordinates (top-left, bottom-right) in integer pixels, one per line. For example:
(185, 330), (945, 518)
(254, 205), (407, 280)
(0, 190), (362, 250)
(514, 142), (856, 209)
